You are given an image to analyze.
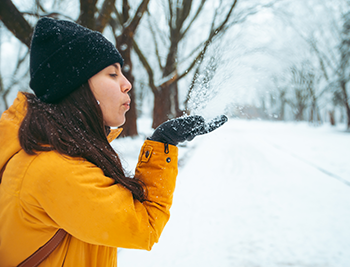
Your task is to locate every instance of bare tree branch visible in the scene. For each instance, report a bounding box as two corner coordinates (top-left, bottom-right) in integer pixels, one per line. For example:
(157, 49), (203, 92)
(158, 71), (178, 89)
(169, 0), (238, 85)
(77, 0), (98, 29)
(308, 38), (330, 81)
(176, 0), (192, 32)
(209, 0), (221, 34)
(95, 0), (116, 32)
(126, 0), (150, 34)
(133, 39), (157, 94)
(114, 0), (150, 36)
(180, 0), (207, 39)
(168, 0), (174, 29)
(141, 0), (239, 95)
(112, 5), (124, 26)
(147, 16), (164, 70)
(21, 11), (72, 20)
(0, 0), (33, 47)
(175, 38), (210, 82)
(32, 0), (48, 15)
(210, 0), (238, 37)
(122, 0), (130, 23)
(146, 8), (168, 45)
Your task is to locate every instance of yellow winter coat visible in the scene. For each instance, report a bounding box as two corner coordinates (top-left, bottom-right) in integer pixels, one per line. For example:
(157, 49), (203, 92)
(0, 92), (178, 267)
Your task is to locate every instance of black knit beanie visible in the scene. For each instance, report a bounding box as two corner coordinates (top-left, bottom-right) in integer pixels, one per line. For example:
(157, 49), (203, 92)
(29, 17), (124, 103)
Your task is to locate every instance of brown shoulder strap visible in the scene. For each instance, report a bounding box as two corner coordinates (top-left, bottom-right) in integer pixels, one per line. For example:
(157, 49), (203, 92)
(18, 229), (67, 267)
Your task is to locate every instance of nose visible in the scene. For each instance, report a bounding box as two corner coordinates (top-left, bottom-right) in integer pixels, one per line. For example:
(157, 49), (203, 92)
(121, 76), (132, 93)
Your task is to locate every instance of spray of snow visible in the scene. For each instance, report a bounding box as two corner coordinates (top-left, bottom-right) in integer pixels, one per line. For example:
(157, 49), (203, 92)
(186, 42), (262, 120)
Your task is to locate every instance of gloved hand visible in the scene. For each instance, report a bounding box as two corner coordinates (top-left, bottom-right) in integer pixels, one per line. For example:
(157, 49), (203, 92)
(148, 115), (228, 146)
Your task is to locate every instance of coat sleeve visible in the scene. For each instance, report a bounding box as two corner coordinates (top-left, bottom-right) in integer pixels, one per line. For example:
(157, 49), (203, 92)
(20, 140), (178, 250)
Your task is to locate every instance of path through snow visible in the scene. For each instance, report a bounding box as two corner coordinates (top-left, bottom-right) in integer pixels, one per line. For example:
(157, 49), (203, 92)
(115, 119), (350, 267)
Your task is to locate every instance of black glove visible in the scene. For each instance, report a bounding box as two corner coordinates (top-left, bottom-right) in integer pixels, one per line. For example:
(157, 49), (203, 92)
(149, 115), (228, 146)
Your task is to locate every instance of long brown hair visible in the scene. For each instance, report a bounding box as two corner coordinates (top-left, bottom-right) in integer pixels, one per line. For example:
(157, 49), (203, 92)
(19, 83), (147, 202)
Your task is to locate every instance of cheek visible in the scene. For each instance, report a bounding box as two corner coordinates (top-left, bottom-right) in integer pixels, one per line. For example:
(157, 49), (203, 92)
(101, 90), (122, 117)
(105, 91), (120, 108)
(94, 82), (116, 104)
(90, 80), (106, 100)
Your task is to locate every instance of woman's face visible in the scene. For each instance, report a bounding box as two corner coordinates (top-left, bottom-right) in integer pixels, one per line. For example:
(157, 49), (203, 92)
(88, 63), (132, 127)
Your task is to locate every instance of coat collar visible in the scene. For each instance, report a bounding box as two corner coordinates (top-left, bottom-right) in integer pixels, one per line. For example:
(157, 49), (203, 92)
(107, 128), (123, 143)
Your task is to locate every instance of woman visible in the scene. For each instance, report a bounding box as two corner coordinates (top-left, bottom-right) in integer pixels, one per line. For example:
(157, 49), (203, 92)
(0, 18), (227, 266)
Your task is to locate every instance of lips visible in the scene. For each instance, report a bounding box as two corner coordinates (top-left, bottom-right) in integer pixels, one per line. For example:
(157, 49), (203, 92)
(123, 100), (131, 110)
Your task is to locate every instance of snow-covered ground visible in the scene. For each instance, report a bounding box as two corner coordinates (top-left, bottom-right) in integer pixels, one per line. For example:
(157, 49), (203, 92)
(112, 118), (350, 267)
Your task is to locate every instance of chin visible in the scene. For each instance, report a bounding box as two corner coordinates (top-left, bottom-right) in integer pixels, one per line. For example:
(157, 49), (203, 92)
(105, 116), (126, 128)
(115, 118), (126, 128)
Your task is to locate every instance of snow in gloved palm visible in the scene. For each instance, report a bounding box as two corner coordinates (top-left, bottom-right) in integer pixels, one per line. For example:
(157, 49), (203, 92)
(149, 115), (228, 146)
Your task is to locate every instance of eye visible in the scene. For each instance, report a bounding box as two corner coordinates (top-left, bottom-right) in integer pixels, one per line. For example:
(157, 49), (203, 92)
(109, 73), (118, 78)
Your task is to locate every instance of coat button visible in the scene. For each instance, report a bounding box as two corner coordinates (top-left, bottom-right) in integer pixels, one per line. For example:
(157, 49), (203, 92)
(166, 157), (171, 163)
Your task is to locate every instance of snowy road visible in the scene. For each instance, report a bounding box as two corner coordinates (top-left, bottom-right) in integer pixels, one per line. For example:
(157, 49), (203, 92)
(117, 120), (350, 267)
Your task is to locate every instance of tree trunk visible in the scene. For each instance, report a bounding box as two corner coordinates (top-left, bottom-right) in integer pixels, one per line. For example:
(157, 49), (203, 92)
(340, 80), (350, 129)
(152, 86), (172, 128)
(295, 105), (304, 121)
(152, 79), (181, 128)
(317, 108), (322, 124)
(278, 90), (286, 121)
(279, 100), (285, 121)
(113, 0), (150, 136)
(345, 102), (350, 129)
(329, 110), (336, 126)
(152, 40), (180, 127)
(117, 33), (138, 137)
(169, 81), (182, 118)
(173, 82), (182, 117)
(309, 101), (318, 125)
